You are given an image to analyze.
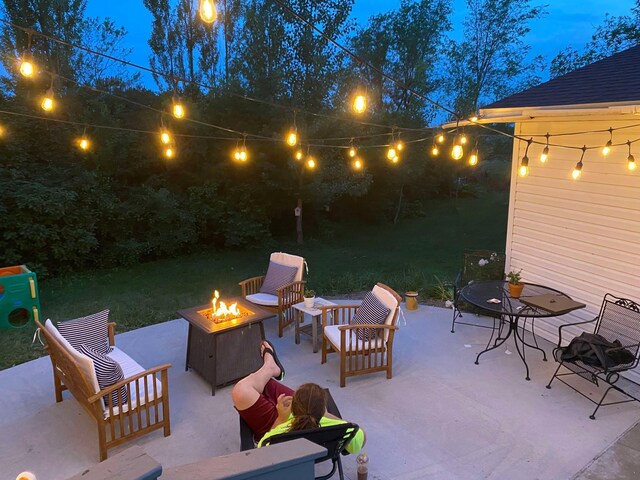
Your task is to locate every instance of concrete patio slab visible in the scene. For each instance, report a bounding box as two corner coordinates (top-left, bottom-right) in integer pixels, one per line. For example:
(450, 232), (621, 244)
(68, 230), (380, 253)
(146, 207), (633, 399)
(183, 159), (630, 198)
(1, 304), (639, 479)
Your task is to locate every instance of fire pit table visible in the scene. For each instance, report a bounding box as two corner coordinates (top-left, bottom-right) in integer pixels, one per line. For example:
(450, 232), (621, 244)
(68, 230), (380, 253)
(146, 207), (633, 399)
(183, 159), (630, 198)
(178, 296), (274, 395)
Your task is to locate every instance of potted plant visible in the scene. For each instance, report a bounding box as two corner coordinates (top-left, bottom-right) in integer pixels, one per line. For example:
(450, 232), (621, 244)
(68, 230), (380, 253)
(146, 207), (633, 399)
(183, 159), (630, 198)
(507, 269), (524, 298)
(304, 288), (316, 308)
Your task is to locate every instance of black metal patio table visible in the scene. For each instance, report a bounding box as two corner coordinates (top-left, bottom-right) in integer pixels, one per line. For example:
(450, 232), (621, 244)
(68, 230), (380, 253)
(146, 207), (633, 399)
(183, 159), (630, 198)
(460, 280), (585, 381)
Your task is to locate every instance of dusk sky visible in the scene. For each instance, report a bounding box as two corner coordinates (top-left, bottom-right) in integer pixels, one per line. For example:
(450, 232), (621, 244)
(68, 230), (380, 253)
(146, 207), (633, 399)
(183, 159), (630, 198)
(85, 0), (636, 87)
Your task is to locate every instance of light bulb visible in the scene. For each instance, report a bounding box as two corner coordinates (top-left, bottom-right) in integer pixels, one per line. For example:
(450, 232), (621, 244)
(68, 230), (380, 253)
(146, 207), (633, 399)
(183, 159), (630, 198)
(20, 52), (34, 77)
(349, 147), (356, 158)
(460, 135), (468, 145)
(233, 149), (240, 161)
(41, 89), (54, 112)
(239, 147), (248, 162)
(628, 154), (636, 171)
(165, 146), (174, 159)
(160, 130), (171, 145)
(469, 150), (479, 166)
(437, 133), (445, 144)
(306, 157), (316, 169)
(387, 147), (396, 160)
(451, 144), (464, 160)
(572, 165), (582, 179)
(540, 146), (549, 163)
(78, 137), (90, 151)
(353, 158), (363, 170)
(431, 146), (439, 156)
(396, 141), (404, 151)
(286, 130), (297, 147)
(0, 125), (5, 137)
(199, 0), (217, 23)
(352, 94), (367, 114)
(295, 149), (303, 160)
(470, 115), (478, 122)
(391, 155), (399, 164)
(602, 140), (612, 157)
(519, 157), (529, 177)
(172, 99), (185, 119)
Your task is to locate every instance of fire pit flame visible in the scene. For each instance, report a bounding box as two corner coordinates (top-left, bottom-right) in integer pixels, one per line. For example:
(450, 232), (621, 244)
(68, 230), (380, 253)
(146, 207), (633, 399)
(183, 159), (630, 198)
(207, 290), (248, 324)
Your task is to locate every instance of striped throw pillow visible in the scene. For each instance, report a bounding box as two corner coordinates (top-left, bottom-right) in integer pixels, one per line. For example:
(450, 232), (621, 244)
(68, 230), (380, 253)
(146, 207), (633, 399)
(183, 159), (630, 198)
(78, 344), (128, 407)
(58, 309), (110, 355)
(259, 261), (299, 296)
(352, 291), (391, 341)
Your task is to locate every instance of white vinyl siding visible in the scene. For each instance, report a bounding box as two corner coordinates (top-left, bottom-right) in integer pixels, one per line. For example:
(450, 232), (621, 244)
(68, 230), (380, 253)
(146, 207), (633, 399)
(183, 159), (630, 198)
(505, 117), (640, 379)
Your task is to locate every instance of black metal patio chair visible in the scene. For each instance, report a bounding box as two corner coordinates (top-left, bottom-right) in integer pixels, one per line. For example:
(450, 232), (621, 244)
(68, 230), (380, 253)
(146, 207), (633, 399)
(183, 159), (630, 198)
(449, 250), (506, 334)
(546, 293), (640, 419)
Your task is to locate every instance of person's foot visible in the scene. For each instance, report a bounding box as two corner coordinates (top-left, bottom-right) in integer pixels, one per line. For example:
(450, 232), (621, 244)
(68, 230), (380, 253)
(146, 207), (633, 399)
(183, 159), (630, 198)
(260, 340), (285, 381)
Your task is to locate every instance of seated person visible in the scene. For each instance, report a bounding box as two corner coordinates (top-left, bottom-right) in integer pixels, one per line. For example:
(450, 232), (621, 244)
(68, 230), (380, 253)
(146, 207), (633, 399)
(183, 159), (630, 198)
(232, 341), (366, 452)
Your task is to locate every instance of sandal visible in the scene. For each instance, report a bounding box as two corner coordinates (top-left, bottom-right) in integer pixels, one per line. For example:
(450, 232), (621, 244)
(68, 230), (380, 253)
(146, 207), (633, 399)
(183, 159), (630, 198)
(261, 340), (285, 381)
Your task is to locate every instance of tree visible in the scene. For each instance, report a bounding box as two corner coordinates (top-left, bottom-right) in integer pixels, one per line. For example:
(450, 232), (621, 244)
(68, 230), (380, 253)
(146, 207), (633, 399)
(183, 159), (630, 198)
(550, 2), (640, 78)
(446, 0), (546, 117)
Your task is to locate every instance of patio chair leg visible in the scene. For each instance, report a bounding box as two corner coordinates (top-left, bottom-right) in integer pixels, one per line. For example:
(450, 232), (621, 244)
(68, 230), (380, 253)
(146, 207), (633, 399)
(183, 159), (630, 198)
(590, 385), (616, 420)
(546, 362), (563, 389)
(337, 456), (345, 480)
(451, 307), (461, 333)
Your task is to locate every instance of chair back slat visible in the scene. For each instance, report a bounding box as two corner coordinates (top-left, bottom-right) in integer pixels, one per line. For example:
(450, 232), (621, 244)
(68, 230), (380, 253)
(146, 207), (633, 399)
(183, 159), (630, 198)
(595, 294), (640, 368)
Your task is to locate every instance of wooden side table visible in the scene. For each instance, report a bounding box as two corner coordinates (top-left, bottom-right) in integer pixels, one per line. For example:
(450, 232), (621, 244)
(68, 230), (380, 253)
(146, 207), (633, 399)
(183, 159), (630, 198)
(293, 298), (336, 353)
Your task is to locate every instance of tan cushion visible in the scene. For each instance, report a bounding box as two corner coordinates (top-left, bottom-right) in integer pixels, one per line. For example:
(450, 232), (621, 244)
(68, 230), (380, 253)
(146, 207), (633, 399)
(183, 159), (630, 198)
(44, 319), (100, 395)
(246, 293), (279, 307)
(372, 285), (399, 342)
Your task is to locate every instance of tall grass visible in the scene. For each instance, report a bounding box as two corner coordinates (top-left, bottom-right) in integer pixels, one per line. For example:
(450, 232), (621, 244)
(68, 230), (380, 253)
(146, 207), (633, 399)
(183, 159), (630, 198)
(0, 192), (508, 370)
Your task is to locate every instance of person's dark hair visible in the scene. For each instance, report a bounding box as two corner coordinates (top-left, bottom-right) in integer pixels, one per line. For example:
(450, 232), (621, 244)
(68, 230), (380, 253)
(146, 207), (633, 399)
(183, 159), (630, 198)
(290, 383), (327, 432)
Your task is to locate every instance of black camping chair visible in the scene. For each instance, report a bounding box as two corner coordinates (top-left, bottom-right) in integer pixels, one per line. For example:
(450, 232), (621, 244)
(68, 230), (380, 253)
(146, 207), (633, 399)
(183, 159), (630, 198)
(239, 388), (355, 479)
(546, 293), (640, 419)
(262, 422), (359, 480)
(450, 250), (506, 335)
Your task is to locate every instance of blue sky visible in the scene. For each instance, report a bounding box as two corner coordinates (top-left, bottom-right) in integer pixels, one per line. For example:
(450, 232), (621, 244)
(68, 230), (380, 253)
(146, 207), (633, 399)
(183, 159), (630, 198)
(85, 0), (636, 87)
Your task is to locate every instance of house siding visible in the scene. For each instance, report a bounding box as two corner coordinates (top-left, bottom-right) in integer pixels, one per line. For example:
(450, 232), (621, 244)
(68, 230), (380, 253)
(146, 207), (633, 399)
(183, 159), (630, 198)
(505, 117), (640, 379)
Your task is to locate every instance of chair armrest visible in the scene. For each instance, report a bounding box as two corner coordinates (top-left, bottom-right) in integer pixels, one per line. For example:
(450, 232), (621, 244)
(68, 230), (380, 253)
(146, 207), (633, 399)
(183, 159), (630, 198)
(605, 343), (640, 353)
(321, 305), (360, 328)
(338, 324), (399, 332)
(557, 317), (597, 346)
(108, 322), (116, 347)
(239, 276), (265, 296)
(88, 363), (172, 404)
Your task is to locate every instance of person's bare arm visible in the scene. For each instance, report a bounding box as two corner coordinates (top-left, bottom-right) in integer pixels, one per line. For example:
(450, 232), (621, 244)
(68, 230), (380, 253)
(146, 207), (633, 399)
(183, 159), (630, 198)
(271, 394), (293, 429)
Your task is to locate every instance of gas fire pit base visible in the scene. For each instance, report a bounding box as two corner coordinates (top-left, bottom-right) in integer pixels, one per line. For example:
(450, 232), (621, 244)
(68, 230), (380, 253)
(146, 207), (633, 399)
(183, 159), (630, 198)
(178, 297), (274, 395)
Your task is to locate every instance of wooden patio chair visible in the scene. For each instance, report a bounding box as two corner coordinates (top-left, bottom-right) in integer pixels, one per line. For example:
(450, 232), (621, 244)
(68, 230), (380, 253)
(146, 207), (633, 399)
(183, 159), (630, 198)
(546, 293), (640, 419)
(321, 283), (401, 387)
(239, 252), (306, 337)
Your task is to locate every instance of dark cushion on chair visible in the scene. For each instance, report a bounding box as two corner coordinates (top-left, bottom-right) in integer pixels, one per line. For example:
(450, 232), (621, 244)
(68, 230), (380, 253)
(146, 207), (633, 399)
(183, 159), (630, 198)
(259, 261), (298, 296)
(58, 309), (110, 354)
(352, 291), (391, 341)
(78, 344), (128, 406)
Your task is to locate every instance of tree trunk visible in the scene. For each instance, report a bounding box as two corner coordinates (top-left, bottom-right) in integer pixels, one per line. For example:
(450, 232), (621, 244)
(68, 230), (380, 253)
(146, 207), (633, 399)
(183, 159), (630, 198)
(296, 198), (304, 245)
(393, 184), (404, 225)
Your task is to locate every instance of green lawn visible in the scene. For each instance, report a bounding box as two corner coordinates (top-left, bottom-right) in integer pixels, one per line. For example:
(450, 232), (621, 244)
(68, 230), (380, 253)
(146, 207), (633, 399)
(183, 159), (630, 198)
(0, 191), (508, 370)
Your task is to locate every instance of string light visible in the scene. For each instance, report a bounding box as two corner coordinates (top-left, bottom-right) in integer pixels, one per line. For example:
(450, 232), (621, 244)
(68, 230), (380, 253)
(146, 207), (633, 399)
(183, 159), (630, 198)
(352, 157), (363, 170)
(436, 132), (445, 144)
(295, 149), (303, 160)
(76, 129), (90, 151)
(349, 146), (357, 158)
(519, 139), (532, 177)
(451, 136), (463, 160)
(387, 146), (397, 160)
(306, 156), (316, 169)
(165, 145), (175, 159)
(627, 141), (636, 171)
(199, 0), (217, 23)
(172, 95), (185, 119)
(459, 132), (468, 145)
(572, 146), (586, 180)
(41, 87), (54, 112)
(351, 88), (367, 114)
(430, 143), (439, 157)
(602, 128), (613, 157)
(19, 29), (35, 77)
(540, 133), (550, 163)
(286, 129), (297, 147)
(469, 141), (479, 166)
(0, 124), (5, 137)
(391, 155), (399, 164)
(234, 135), (249, 162)
(396, 139), (404, 151)
(160, 128), (171, 145)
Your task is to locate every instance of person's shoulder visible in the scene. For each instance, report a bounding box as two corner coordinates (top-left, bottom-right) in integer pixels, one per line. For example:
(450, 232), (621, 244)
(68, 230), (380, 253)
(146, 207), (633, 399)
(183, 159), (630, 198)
(320, 416), (348, 426)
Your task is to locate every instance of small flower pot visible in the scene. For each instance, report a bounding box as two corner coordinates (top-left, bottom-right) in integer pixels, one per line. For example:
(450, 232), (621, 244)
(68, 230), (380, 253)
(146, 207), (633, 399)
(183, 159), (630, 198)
(304, 297), (315, 308)
(508, 283), (524, 298)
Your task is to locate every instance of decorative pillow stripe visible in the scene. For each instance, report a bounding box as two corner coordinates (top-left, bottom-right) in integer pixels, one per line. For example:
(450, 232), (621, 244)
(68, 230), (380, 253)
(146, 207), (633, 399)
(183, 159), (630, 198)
(352, 291), (391, 341)
(259, 261), (299, 296)
(58, 309), (110, 355)
(78, 344), (128, 407)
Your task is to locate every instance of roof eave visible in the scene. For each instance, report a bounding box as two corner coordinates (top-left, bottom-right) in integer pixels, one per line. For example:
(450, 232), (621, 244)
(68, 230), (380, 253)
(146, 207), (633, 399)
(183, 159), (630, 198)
(477, 101), (640, 123)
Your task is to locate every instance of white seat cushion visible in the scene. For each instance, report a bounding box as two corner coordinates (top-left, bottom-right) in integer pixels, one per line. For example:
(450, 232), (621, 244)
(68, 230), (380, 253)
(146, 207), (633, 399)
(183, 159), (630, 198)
(105, 347), (163, 417)
(324, 324), (384, 353)
(246, 293), (279, 307)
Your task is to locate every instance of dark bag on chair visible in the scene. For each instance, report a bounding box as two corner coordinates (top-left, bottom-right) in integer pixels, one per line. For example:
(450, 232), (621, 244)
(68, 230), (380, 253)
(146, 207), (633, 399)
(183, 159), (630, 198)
(561, 332), (635, 369)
